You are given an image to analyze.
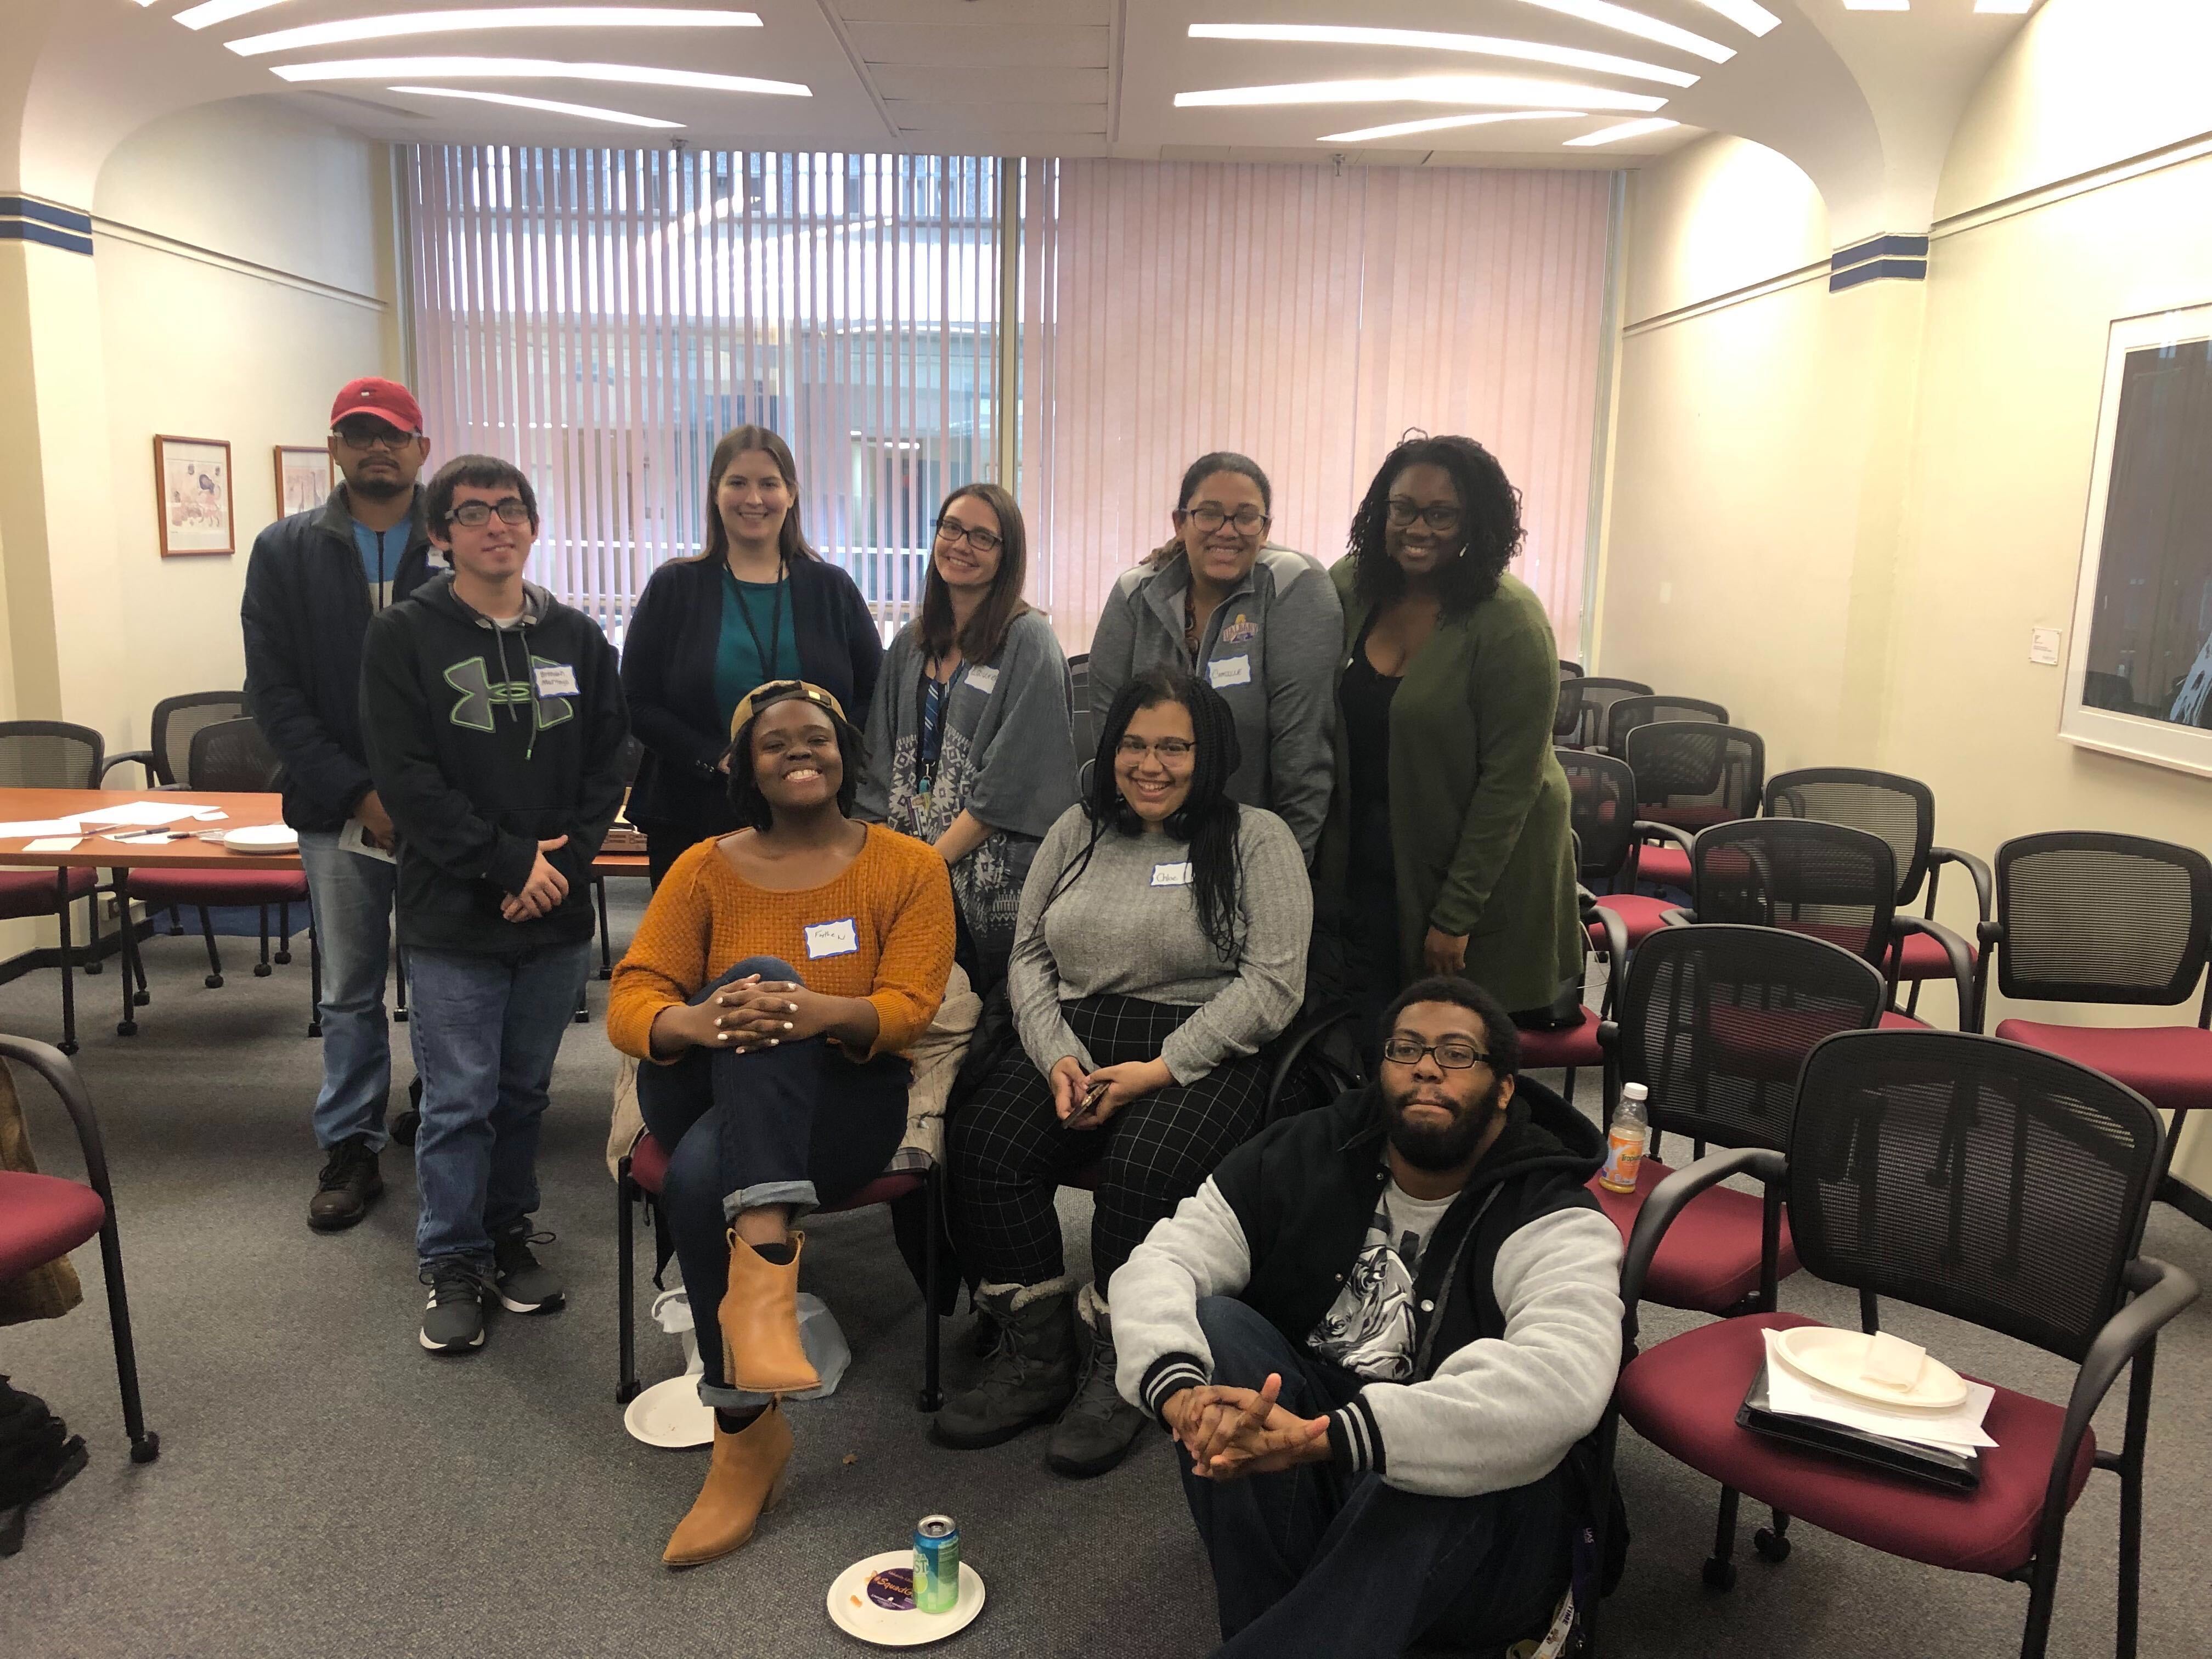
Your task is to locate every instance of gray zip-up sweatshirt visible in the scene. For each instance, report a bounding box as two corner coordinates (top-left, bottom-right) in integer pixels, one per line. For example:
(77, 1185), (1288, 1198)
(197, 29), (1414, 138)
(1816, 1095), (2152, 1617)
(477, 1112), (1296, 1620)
(1087, 545), (1342, 859)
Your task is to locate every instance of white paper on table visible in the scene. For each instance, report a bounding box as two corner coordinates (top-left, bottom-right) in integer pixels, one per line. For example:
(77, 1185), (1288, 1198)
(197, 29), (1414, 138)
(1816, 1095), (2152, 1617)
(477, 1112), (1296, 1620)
(0, 818), (87, 838)
(1761, 1330), (1997, 1451)
(72, 800), (218, 828)
(24, 836), (82, 852)
(189, 808), (228, 822)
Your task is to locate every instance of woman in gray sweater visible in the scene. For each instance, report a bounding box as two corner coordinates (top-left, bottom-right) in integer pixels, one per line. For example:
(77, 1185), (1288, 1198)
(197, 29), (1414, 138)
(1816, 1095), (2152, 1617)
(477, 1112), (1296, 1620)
(938, 668), (1311, 1479)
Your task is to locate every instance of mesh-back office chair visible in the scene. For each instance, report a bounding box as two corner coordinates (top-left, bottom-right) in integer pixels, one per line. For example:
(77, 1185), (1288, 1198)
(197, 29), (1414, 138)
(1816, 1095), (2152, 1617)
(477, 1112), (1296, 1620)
(1980, 832), (2212, 1230)
(106, 692), (246, 789)
(1517, 898), (1625, 1113)
(1626, 723), (1764, 894)
(1604, 693), (1728, 761)
(1764, 768), (1991, 1021)
(1560, 749), (1683, 949)
(1554, 662), (1585, 741)
(1612, 1030), (2196, 1658)
(1557, 677), (1649, 752)
(1068, 653), (1092, 763)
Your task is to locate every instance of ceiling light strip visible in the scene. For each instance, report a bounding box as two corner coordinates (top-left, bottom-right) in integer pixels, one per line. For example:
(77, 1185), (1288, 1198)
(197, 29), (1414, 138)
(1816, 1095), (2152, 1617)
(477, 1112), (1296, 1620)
(388, 85), (684, 129)
(1187, 24), (1696, 89)
(230, 9), (761, 59)
(1322, 110), (1587, 144)
(1175, 76), (1666, 114)
(1689, 1), (1781, 35)
(270, 58), (811, 97)
(1564, 117), (1679, 147)
(172, 0), (294, 26)
(1506, 1), (1733, 65)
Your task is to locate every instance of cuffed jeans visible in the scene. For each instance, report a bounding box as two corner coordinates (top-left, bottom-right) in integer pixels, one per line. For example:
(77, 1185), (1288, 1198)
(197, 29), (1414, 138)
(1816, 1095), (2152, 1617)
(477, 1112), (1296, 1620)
(635, 956), (909, 1408)
(1182, 1296), (1573, 1659)
(298, 828), (400, 1152)
(405, 939), (592, 1273)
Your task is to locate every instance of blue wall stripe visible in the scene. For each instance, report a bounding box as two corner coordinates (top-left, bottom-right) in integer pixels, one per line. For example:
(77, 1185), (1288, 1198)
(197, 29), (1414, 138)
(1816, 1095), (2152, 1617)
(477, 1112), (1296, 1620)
(0, 195), (93, 234)
(0, 218), (94, 256)
(1832, 233), (1932, 270)
(1830, 257), (1927, 293)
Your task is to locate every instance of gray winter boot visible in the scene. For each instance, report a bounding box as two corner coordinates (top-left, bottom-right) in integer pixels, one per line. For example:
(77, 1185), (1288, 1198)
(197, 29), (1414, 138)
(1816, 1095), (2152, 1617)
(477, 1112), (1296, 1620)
(932, 1277), (1079, 1449)
(1047, 1283), (1151, 1479)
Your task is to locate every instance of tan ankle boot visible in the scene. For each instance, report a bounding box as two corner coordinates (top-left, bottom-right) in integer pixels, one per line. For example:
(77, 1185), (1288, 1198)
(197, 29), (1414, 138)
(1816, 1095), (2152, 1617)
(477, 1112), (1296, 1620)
(662, 1402), (794, 1568)
(720, 1229), (821, 1395)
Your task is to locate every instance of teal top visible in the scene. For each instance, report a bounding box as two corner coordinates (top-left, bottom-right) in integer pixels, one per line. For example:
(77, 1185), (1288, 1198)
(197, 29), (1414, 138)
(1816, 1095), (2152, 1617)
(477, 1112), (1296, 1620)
(712, 569), (803, 738)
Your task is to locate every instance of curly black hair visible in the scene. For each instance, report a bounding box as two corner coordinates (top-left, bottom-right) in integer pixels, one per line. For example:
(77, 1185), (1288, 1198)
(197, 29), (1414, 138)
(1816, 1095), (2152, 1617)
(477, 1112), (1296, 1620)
(723, 685), (865, 830)
(1043, 667), (1246, 960)
(1346, 433), (1524, 613)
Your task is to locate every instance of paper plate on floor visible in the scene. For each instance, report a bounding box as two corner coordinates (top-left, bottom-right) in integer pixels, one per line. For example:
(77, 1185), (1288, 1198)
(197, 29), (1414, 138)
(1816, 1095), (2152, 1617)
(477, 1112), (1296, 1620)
(622, 1376), (714, 1448)
(222, 824), (298, 854)
(1772, 1326), (1969, 1410)
(827, 1551), (985, 1646)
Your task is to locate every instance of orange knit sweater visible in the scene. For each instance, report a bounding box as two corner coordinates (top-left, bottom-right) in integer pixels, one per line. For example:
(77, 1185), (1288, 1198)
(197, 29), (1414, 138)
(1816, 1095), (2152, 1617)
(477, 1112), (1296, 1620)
(607, 823), (955, 1063)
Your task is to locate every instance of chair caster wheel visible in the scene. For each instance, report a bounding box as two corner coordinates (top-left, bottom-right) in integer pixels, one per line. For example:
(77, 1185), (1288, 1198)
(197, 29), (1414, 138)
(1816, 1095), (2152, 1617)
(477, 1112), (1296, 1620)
(129, 1432), (161, 1464)
(1753, 1528), (1791, 1562)
(253, 963), (273, 978)
(84, 961), (104, 975)
(134, 990), (151, 1007)
(1701, 1557), (1737, 1591)
(58, 1040), (79, 1056)
(204, 974), (224, 989)
(275, 950), (293, 966)
(394, 1010), (410, 1024)
(308, 1023), (323, 1039)
(117, 1020), (138, 1037)
(616, 1382), (641, 1406)
(917, 1389), (944, 1413)
(392, 1110), (420, 1148)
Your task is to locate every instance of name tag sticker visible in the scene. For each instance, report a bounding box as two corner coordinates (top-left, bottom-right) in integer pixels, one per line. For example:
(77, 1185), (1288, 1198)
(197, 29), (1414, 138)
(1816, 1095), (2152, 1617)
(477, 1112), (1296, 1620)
(805, 917), (860, 958)
(532, 664), (579, 697)
(966, 665), (1000, 695)
(1151, 861), (1194, 888)
(1206, 654), (1252, 690)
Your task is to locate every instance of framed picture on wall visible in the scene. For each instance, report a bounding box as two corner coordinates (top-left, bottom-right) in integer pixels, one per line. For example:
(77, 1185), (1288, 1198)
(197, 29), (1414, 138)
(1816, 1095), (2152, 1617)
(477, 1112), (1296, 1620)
(274, 445), (333, 518)
(153, 435), (235, 556)
(2061, 303), (2212, 777)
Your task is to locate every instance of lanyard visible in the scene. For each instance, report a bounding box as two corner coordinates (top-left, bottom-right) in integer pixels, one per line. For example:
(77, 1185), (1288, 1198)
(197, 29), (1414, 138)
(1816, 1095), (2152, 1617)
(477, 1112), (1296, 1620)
(733, 554), (788, 681)
(913, 656), (966, 796)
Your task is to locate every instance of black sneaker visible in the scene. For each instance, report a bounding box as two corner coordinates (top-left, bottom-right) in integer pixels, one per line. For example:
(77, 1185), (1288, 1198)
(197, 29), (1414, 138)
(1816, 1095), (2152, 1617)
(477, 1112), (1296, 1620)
(308, 1136), (383, 1232)
(491, 1222), (565, 1315)
(418, 1261), (493, 1354)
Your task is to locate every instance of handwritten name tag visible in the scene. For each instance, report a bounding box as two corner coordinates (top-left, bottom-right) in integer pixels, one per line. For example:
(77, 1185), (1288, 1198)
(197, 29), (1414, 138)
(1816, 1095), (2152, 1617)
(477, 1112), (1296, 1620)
(532, 663), (579, 697)
(966, 665), (1000, 695)
(804, 918), (860, 958)
(1150, 862), (1193, 888)
(1206, 654), (1252, 690)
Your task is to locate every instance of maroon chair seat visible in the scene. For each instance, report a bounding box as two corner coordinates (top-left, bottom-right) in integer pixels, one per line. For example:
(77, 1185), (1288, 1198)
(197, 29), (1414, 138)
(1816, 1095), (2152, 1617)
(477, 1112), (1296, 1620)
(1880, 1009), (1929, 1031)
(1591, 892), (1681, 949)
(1635, 846), (1692, 890)
(124, 866), (309, 907)
(1620, 1311), (2097, 1577)
(0, 867), (97, 918)
(1518, 1004), (1603, 1072)
(0, 1168), (108, 1278)
(1587, 1158), (1798, 1313)
(1894, 927), (1976, 981)
(1992, 1020), (2212, 1115)
(628, 1129), (926, 1212)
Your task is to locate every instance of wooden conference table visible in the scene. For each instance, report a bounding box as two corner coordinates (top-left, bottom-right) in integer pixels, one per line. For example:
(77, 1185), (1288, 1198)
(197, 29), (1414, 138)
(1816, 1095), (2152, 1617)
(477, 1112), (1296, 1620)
(0, 786), (648, 1037)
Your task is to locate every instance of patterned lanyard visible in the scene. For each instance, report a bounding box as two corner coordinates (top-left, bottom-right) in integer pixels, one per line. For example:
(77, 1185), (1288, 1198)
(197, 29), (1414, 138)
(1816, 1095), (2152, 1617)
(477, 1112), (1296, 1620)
(912, 656), (965, 803)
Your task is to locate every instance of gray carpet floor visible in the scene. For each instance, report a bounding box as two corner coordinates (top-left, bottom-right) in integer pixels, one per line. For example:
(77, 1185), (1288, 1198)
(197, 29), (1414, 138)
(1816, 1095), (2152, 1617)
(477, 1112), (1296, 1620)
(2, 894), (2209, 1658)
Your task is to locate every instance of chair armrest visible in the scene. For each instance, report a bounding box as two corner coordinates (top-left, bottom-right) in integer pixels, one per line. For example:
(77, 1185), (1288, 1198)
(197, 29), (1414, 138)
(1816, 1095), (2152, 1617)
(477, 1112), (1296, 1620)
(1621, 1146), (1786, 1341)
(0, 1036), (115, 1209)
(1893, 915), (1979, 1031)
(1263, 1001), (1362, 1127)
(1928, 846), (1993, 924)
(1632, 820), (1695, 856)
(1659, 907), (1696, 928)
(99, 749), (156, 786)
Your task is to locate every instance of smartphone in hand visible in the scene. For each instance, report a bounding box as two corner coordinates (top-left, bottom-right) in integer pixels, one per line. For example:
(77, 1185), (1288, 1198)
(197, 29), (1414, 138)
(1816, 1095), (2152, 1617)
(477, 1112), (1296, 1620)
(1064, 1077), (1110, 1130)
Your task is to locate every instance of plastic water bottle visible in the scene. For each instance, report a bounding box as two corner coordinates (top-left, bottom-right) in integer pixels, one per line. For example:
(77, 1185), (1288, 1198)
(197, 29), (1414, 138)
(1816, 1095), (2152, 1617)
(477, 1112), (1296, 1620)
(1598, 1083), (1650, 1194)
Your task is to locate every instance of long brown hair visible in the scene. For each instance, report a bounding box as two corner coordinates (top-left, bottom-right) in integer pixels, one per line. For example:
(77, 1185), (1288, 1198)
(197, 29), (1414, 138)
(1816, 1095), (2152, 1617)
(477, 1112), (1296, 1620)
(694, 425), (818, 566)
(919, 482), (1031, 664)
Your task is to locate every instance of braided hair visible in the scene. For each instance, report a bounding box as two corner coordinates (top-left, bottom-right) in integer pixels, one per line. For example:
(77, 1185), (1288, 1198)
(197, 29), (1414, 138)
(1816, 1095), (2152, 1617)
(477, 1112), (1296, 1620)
(1043, 667), (1245, 960)
(1346, 432), (1525, 613)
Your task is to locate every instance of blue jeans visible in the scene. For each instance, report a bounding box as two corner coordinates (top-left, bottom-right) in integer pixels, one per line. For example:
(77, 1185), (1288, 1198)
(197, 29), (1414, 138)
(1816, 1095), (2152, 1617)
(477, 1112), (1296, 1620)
(297, 829), (399, 1152)
(405, 940), (592, 1273)
(1183, 1297), (1573, 1658)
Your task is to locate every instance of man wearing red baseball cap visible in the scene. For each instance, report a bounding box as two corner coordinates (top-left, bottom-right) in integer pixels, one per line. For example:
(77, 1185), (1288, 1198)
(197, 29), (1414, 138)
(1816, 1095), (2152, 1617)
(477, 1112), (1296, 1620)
(241, 375), (437, 1233)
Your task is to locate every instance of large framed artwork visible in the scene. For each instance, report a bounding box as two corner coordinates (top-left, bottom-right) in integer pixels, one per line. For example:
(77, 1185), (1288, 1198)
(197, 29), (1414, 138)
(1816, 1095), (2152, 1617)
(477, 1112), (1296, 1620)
(2062, 304), (2212, 777)
(153, 435), (235, 557)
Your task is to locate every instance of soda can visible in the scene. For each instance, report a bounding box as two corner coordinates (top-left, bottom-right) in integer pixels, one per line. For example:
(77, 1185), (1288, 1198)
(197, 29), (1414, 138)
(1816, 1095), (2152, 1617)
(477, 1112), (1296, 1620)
(912, 1513), (961, 1614)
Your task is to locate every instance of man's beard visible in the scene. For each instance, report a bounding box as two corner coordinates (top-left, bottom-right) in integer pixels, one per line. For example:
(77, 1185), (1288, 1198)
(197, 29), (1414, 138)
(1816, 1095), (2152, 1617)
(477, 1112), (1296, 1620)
(347, 470), (409, 501)
(1385, 1074), (1506, 1171)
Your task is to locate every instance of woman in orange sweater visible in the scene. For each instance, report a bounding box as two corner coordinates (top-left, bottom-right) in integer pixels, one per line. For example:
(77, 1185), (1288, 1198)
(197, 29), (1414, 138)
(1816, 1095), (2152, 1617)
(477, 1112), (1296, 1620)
(607, 679), (953, 1570)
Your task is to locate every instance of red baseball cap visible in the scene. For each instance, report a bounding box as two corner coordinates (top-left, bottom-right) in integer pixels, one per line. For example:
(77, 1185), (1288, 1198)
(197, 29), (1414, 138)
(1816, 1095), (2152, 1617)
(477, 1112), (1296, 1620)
(330, 377), (424, 435)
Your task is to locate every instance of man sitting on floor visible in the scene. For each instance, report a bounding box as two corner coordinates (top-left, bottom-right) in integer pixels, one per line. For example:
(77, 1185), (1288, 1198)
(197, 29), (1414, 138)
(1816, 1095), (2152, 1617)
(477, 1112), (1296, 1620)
(1110, 975), (1623, 1658)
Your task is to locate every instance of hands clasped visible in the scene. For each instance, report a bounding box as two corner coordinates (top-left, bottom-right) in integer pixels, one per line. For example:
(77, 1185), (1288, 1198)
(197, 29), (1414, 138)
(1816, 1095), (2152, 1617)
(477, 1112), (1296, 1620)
(665, 977), (840, 1054)
(500, 836), (571, 922)
(1162, 1373), (1331, 1481)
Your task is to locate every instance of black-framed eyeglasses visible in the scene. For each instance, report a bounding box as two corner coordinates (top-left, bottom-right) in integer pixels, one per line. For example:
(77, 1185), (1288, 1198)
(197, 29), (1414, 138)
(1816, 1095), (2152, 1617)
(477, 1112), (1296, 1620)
(1178, 505), (1269, 535)
(1115, 735), (1195, 763)
(331, 421), (418, 451)
(447, 499), (533, 528)
(1385, 499), (1463, 531)
(1379, 1036), (1491, 1070)
(935, 517), (1003, 555)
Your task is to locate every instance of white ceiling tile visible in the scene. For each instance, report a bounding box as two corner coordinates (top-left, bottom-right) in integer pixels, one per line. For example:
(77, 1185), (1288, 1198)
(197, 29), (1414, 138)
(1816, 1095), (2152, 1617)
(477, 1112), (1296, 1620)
(888, 100), (1107, 135)
(849, 22), (1109, 70)
(867, 64), (1107, 103)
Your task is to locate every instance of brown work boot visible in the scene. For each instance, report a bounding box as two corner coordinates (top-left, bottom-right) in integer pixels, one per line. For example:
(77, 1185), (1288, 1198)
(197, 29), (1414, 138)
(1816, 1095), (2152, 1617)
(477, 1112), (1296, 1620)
(662, 1403), (793, 1568)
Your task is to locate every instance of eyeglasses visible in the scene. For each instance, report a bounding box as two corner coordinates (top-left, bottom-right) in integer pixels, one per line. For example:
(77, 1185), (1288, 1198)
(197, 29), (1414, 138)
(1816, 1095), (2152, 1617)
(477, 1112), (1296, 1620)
(1379, 1036), (1492, 1070)
(1385, 499), (1463, 532)
(1178, 505), (1270, 535)
(1115, 736), (1195, 763)
(934, 517), (1003, 555)
(447, 499), (533, 528)
(330, 422), (418, 450)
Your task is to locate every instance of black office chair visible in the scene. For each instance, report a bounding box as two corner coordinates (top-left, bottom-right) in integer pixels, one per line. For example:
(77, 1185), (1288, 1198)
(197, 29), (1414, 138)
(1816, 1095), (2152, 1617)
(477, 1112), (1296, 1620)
(1603, 693), (1728, 761)
(105, 692), (247, 789)
(1556, 678), (1650, 752)
(1624, 722), (1764, 895)
(1068, 652), (1092, 763)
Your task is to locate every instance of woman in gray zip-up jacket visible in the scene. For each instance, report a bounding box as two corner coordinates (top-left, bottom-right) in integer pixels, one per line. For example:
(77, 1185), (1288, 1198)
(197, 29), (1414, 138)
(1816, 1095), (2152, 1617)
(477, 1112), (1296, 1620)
(1087, 453), (1342, 860)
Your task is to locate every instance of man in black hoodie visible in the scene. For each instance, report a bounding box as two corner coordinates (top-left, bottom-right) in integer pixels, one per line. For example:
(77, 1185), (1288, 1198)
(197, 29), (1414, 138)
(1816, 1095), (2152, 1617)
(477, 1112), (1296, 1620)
(1110, 976), (1622, 1657)
(360, 455), (627, 1355)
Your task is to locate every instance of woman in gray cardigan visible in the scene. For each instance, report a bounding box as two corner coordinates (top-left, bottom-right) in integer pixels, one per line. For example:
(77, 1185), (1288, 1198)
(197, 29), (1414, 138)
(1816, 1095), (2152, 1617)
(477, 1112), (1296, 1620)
(938, 669), (1310, 1482)
(858, 483), (1079, 981)
(1087, 452), (1341, 860)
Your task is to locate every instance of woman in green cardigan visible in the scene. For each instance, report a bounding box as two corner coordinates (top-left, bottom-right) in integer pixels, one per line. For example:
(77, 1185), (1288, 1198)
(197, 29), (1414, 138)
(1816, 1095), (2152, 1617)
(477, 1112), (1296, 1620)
(1316, 433), (1581, 1041)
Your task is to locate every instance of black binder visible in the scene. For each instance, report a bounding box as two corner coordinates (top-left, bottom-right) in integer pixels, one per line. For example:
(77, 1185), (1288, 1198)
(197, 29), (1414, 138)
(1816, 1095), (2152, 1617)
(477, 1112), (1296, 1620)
(1737, 1362), (1981, 1491)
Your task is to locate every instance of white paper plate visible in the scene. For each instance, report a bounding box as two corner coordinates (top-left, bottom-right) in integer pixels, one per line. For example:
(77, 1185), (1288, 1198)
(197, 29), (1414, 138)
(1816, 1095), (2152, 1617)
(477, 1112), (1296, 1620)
(222, 824), (299, 854)
(1772, 1325), (1968, 1411)
(622, 1376), (714, 1449)
(826, 1550), (985, 1647)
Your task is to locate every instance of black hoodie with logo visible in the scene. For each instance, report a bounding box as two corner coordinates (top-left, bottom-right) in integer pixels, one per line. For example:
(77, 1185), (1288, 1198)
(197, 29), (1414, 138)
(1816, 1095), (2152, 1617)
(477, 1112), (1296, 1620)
(360, 573), (628, 957)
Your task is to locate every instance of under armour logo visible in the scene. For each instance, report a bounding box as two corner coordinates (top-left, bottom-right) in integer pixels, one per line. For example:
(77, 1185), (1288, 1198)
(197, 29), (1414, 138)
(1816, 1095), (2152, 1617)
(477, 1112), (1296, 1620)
(443, 656), (573, 732)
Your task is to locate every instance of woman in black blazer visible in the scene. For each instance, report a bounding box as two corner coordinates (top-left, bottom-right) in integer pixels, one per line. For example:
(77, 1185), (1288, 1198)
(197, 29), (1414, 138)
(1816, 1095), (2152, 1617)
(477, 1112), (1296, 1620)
(622, 425), (884, 882)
